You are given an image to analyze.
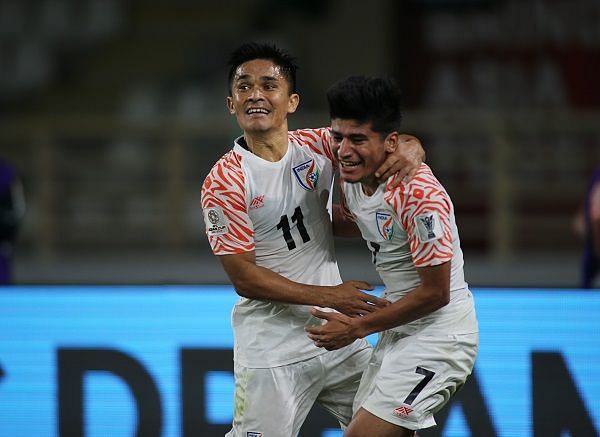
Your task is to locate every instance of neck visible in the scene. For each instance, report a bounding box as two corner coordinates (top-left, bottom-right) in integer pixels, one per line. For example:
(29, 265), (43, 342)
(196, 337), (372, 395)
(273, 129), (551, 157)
(360, 176), (381, 196)
(244, 128), (289, 162)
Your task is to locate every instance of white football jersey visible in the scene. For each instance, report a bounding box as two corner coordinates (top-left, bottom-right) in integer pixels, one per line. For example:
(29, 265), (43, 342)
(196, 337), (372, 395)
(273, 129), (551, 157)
(341, 164), (478, 335)
(202, 128), (346, 367)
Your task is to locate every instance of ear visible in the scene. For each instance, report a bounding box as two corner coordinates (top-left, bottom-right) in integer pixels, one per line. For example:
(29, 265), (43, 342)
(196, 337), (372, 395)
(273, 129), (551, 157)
(287, 93), (300, 114)
(226, 96), (235, 115)
(384, 132), (400, 153)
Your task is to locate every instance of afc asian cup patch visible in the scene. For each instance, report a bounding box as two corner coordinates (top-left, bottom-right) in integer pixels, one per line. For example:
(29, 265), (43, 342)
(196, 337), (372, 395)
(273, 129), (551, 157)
(292, 159), (319, 191)
(203, 206), (228, 236)
(376, 211), (394, 240)
(414, 211), (443, 243)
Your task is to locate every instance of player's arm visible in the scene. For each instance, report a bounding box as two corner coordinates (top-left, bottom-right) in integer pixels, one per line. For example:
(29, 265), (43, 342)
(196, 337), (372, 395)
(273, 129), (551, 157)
(218, 251), (387, 316)
(306, 263), (450, 350)
(375, 134), (425, 184)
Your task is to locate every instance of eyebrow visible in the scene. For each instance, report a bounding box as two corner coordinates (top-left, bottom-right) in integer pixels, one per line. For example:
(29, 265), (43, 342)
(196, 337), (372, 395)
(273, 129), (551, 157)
(331, 130), (368, 139)
(234, 74), (279, 82)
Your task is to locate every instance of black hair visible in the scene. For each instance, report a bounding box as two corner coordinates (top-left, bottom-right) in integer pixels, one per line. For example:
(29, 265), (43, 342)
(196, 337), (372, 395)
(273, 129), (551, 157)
(327, 75), (402, 135)
(227, 42), (298, 95)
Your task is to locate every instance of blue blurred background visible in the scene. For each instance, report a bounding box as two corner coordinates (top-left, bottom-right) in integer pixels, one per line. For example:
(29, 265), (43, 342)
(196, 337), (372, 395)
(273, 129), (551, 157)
(1, 286), (598, 436)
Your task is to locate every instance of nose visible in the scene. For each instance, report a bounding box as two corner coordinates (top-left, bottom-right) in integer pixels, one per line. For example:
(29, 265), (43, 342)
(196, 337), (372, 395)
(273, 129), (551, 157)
(337, 137), (352, 158)
(248, 86), (263, 101)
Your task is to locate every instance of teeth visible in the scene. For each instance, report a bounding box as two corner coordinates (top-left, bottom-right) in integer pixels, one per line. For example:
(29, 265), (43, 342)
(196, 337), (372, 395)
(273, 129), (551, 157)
(247, 108), (269, 114)
(341, 161), (359, 167)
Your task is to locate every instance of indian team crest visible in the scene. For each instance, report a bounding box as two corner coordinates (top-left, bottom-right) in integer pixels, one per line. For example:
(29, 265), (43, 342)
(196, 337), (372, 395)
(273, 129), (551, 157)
(292, 159), (319, 191)
(376, 211), (394, 240)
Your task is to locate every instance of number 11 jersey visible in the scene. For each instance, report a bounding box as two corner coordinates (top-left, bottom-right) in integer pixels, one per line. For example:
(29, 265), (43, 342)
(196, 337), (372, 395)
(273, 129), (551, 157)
(201, 128), (343, 368)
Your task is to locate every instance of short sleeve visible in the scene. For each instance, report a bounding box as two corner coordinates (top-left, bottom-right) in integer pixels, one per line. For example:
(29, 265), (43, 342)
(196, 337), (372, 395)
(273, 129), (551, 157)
(201, 151), (255, 255)
(288, 127), (336, 165)
(386, 165), (453, 268)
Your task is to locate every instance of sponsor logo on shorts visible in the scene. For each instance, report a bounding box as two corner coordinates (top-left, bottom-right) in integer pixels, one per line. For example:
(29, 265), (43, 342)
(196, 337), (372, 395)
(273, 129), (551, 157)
(292, 159), (319, 191)
(393, 405), (414, 417)
(246, 432), (263, 437)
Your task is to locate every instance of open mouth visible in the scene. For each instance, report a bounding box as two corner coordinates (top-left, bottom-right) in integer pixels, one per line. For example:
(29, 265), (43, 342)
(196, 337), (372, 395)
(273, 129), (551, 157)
(339, 160), (361, 168)
(246, 107), (270, 115)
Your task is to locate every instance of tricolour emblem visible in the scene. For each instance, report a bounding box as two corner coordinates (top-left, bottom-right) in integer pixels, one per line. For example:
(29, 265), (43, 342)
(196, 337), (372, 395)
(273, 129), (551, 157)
(292, 159), (319, 191)
(376, 211), (394, 241)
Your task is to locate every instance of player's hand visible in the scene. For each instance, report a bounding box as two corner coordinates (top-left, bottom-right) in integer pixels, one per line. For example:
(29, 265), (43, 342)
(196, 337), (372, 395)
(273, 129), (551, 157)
(305, 308), (362, 350)
(374, 134), (424, 186)
(327, 280), (389, 317)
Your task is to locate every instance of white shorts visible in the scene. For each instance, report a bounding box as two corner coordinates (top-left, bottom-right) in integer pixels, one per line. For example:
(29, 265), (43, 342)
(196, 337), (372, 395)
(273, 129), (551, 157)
(225, 339), (371, 437)
(353, 330), (478, 430)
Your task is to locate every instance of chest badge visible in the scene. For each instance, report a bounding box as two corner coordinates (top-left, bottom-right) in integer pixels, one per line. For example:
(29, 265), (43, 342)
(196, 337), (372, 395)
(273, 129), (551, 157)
(292, 159), (319, 191)
(376, 211), (394, 240)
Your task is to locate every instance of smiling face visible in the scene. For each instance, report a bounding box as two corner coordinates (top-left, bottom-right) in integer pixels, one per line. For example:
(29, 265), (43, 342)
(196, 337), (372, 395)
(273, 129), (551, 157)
(331, 118), (398, 189)
(227, 59), (299, 135)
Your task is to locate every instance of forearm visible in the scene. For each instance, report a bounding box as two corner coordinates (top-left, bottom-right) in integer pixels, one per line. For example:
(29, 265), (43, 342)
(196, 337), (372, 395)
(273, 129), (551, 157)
(355, 285), (448, 337)
(220, 255), (333, 306)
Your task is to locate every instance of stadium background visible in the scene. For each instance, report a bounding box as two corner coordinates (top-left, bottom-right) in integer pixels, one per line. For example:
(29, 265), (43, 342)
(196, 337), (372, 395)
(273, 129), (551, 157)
(0, 0), (599, 436)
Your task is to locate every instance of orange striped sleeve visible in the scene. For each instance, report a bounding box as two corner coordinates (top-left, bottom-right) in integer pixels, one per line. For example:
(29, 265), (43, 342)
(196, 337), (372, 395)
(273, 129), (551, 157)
(201, 150), (255, 255)
(288, 127), (336, 164)
(385, 164), (453, 267)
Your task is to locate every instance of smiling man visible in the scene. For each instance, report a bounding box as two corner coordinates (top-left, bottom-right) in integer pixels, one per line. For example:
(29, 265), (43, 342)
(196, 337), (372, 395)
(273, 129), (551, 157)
(201, 43), (425, 436)
(306, 76), (479, 437)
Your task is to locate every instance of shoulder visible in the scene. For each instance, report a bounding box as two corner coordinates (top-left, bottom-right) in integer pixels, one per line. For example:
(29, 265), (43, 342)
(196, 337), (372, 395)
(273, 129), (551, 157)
(384, 164), (449, 212)
(202, 150), (246, 202)
(211, 149), (243, 173)
(288, 127), (334, 161)
(203, 150), (243, 186)
(288, 127), (330, 143)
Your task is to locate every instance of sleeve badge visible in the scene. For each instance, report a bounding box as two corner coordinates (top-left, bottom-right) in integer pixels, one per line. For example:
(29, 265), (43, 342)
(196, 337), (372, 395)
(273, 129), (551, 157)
(414, 211), (443, 243)
(203, 206), (229, 236)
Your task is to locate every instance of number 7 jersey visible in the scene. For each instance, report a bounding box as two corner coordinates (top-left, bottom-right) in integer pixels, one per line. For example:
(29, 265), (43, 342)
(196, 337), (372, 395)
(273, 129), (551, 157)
(201, 128), (344, 367)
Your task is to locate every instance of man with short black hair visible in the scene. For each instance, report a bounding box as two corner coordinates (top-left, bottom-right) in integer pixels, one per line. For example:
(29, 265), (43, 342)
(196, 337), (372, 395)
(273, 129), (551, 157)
(307, 75), (478, 437)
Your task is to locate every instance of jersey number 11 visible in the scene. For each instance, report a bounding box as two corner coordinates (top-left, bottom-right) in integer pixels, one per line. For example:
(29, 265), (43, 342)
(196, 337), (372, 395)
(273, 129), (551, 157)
(277, 206), (311, 250)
